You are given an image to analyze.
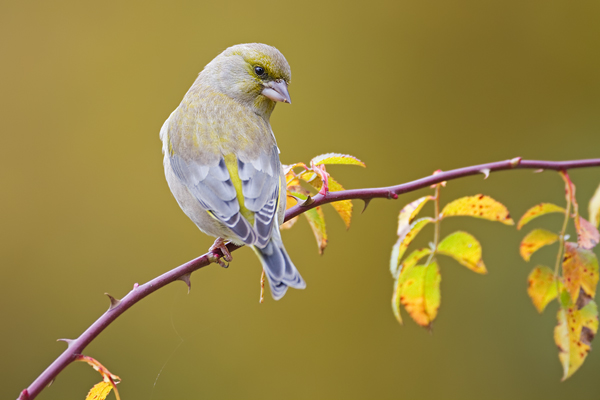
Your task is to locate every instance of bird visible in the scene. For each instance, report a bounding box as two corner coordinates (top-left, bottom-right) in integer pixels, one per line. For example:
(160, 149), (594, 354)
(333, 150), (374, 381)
(159, 43), (305, 300)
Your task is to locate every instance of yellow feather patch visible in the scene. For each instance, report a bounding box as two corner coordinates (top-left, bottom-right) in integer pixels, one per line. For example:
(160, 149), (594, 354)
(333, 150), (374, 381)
(224, 154), (255, 225)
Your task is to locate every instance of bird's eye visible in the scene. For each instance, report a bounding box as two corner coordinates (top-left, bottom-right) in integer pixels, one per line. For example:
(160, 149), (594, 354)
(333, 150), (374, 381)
(254, 66), (266, 77)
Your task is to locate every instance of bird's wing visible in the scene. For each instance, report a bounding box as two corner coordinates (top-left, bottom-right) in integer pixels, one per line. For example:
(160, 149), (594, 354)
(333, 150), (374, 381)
(170, 154), (258, 245)
(169, 145), (281, 248)
(237, 147), (281, 248)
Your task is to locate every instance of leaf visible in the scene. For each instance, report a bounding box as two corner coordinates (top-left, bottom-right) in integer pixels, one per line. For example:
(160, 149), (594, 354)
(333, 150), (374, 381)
(300, 172), (353, 229)
(441, 195), (514, 225)
(562, 242), (599, 303)
(520, 229), (559, 261)
(311, 153), (366, 167)
(554, 300), (599, 380)
(589, 183), (600, 228)
(304, 206), (328, 254)
(396, 196), (434, 237)
(280, 195), (299, 230)
(577, 216), (600, 250)
(517, 203), (566, 230)
(391, 248), (431, 323)
(527, 266), (561, 313)
(437, 231), (487, 274)
(397, 261), (441, 327)
(76, 355), (121, 400)
(390, 218), (433, 274)
(85, 382), (114, 400)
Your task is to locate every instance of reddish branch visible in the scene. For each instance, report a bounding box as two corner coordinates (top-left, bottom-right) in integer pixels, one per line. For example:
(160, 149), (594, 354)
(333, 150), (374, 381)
(18, 157), (600, 400)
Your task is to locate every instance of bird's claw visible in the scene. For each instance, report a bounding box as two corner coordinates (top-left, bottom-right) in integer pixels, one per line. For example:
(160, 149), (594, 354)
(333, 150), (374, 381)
(209, 238), (233, 268)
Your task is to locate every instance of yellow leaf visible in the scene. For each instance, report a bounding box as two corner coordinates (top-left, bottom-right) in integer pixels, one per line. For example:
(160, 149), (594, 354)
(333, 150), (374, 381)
(441, 195), (514, 225)
(85, 382), (113, 400)
(75, 355), (121, 400)
(589, 183), (600, 228)
(437, 231), (487, 274)
(311, 153), (366, 167)
(555, 300), (599, 380)
(520, 229), (559, 261)
(391, 248), (432, 324)
(299, 172), (353, 229)
(280, 195), (299, 230)
(562, 242), (599, 303)
(397, 261), (441, 327)
(527, 266), (561, 313)
(517, 203), (566, 230)
(304, 206), (327, 254)
(390, 218), (433, 275)
(396, 196), (434, 237)
(577, 216), (600, 250)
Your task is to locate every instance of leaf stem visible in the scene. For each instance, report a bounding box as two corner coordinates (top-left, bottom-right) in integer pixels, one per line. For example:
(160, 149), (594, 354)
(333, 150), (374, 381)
(426, 184), (441, 266)
(554, 172), (572, 295)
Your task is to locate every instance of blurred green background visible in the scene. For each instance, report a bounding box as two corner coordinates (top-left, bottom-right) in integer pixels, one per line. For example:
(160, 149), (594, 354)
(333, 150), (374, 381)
(1, 1), (599, 399)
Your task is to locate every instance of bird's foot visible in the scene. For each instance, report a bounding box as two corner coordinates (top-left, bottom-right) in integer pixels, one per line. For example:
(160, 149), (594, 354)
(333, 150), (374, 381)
(209, 237), (232, 268)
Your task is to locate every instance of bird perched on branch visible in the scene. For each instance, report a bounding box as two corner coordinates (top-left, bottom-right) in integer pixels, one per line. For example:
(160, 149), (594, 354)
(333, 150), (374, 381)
(160, 43), (305, 300)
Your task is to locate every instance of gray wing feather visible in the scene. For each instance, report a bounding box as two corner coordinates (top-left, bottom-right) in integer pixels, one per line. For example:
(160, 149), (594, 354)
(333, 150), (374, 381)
(170, 154), (257, 245)
(238, 147), (281, 248)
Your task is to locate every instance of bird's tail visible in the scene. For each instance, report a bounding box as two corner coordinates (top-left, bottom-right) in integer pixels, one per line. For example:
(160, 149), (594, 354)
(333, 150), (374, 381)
(252, 227), (305, 300)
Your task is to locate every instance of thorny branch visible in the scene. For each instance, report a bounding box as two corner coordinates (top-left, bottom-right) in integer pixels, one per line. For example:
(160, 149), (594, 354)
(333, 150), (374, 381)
(18, 157), (600, 400)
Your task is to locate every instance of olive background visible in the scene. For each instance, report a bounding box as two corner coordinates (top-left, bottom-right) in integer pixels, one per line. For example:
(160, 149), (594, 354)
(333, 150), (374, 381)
(1, 1), (600, 399)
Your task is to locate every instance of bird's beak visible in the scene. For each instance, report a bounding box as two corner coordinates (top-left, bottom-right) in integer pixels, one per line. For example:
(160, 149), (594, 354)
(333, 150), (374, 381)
(262, 80), (291, 104)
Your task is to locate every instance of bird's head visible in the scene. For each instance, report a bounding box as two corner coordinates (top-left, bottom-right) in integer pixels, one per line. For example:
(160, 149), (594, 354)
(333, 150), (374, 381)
(201, 43), (292, 117)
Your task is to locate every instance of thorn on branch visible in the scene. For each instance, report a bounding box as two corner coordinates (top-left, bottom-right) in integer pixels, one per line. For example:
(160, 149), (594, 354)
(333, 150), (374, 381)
(57, 338), (74, 347)
(178, 273), (192, 293)
(19, 389), (30, 400)
(510, 157), (522, 167)
(300, 195), (314, 207)
(361, 199), (371, 214)
(104, 293), (121, 311)
(479, 168), (490, 179)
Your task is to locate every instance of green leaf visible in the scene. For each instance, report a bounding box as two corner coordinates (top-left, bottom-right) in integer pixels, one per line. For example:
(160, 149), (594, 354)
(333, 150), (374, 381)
(517, 203), (566, 230)
(310, 153), (366, 167)
(437, 231), (486, 274)
(391, 248), (431, 324)
(441, 195), (514, 225)
(527, 266), (561, 313)
(520, 229), (559, 261)
(396, 261), (441, 328)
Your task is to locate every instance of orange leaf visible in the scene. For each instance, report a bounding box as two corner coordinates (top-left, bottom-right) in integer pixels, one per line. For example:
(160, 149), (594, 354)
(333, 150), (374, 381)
(76, 355), (120, 400)
(562, 242), (599, 303)
(303, 206), (327, 254)
(85, 382), (113, 400)
(555, 299), (598, 380)
(390, 218), (433, 275)
(517, 203), (566, 230)
(391, 248), (431, 324)
(311, 153), (366, 167)
(588, 183), (600, 228)
(397, 261), (441, 327)
(520, 229), (559, 261)
(437, 231), (487, 274)
(441, 195), (514, 225)
(577, 217), (600, 250)
(527, 266), (561, 313)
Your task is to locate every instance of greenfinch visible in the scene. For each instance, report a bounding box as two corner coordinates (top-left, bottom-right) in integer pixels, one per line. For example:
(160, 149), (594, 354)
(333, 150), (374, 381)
(160, 43), (305, 300)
